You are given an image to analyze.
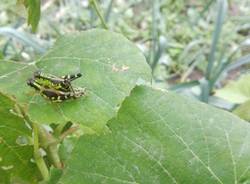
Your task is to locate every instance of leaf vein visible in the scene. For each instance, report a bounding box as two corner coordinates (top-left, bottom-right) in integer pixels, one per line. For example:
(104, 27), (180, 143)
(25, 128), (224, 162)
(119, 132), (178, 184)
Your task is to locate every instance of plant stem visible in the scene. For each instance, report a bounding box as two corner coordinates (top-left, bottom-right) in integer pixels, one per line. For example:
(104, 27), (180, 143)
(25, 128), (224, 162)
(33, 123), (50, 181)
(47, 142), (63, 169)
(150, 0), (158, 69)
(201, 0), (227, 102)
(205, 0), (226, 80)
(104, 0), (114, 22)
(16, 104), (49, 180)
(90, 0), (108, 29)
(38, 126), (63, 169)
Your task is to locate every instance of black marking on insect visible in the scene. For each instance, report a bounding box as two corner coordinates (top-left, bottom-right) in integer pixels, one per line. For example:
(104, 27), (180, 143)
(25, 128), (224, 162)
(61, 73), (82, 81)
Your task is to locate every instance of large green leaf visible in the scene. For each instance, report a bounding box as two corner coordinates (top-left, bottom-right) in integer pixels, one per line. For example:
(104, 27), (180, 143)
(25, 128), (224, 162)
(59, 86), (250, 184)
(0, 93), (39, 183)
(0, 29), (151, 131)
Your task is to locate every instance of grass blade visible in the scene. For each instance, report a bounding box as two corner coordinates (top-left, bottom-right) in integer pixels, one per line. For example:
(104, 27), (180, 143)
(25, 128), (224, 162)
(201, 0), (227, 102)
(89, 0), (108, 29)
(149, 0), (159, 69)
(205, 0), (227, 80)
(226, 53), (250, 72)
(104, 0), (114, 22)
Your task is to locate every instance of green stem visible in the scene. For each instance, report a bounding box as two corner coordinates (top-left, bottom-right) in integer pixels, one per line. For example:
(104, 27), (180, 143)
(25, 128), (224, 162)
(16, 104), (49, 180)
(33, 123), (50, 181)
(205, 0), (226, 80)
(38, 126), (63, 169)
(201, 0), (227, 102)
(90, 0), (108, 29)
(47, 143), (63, 169)
(150, 0), (158, 68)
(104, 0), (114, 22)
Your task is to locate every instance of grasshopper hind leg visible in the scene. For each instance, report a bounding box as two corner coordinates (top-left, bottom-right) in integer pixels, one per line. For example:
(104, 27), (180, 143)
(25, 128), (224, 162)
(41, 89), (71, 102)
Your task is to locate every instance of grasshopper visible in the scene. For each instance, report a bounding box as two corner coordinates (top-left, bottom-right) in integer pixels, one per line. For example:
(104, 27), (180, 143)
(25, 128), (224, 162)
(33, 70), (82, 93)
(27, 71), (85, 102)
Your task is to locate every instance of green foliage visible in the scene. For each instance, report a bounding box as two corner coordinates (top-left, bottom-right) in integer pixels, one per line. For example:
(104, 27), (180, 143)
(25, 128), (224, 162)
(0, 29), (151, 182)
(89, 0), (108, 29)
(201, 0), (227, 102)
(0, 27), (46, 54)
(215, 74), (250, 104)
(234, 100), (250, 121)
(1, 0), (249, 91)
(0, 1), (250, 182)
(215, 74), (250, 121)
(0, 29), (250, 183)
(0, 93), (39, 183)
(59, 86), (250, 183)
(0, 29), (151, 132)
(17, 0), (41, 32)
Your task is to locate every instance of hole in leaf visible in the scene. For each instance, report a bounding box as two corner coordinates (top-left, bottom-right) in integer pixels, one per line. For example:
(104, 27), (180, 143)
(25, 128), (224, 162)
(16, 136), (29, 146)
(30, 158), (35, 163)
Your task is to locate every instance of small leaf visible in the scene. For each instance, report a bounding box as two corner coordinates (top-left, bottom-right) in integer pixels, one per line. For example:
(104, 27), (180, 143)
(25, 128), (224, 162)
(17, 0), (41, 32)
(59, 86), (250, 183)
(0, 93), (39, 183)
(233, 100), (250, 121)
(215, 74), (250, 104)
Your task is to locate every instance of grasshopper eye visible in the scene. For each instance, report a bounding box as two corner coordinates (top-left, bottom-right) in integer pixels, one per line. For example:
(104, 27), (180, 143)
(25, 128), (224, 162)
(76, 73), (82, 78)
(27, 78), (37, 87)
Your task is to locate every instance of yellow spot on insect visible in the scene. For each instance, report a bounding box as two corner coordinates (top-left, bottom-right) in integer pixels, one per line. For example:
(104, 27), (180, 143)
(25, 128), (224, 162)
(1, 165), (14, 170)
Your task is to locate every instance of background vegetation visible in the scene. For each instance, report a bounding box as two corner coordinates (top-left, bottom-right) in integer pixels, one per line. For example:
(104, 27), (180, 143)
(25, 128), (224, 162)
(1, 0), (250, 183)
(1, 0), (250, 119)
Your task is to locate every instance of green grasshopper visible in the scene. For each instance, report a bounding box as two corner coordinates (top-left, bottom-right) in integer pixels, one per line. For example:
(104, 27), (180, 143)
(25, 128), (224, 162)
(33, 70), (82, 92)
(27, 78), (85, 102)
(27, 71), (85, 102)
